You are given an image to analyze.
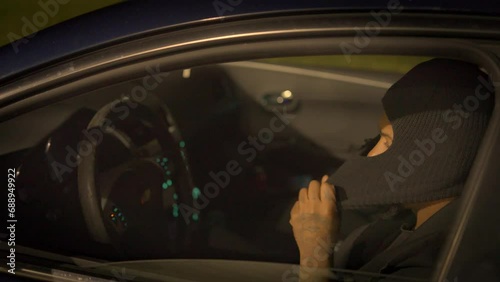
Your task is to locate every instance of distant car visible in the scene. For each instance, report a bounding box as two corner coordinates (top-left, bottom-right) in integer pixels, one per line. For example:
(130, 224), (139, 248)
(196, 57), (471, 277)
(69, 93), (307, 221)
(1, 1), (499, 281)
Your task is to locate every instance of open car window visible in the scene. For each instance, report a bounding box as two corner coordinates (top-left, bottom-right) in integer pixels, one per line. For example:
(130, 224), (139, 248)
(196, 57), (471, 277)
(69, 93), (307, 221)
(0, 54), (497, 282)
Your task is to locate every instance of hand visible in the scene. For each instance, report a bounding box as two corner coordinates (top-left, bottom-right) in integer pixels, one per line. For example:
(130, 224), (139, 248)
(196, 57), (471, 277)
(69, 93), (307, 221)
(290, 175), (339, 258)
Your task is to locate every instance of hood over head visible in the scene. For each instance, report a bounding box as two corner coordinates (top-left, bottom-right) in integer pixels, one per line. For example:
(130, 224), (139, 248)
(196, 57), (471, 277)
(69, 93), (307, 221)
(328, 58), (494, 209)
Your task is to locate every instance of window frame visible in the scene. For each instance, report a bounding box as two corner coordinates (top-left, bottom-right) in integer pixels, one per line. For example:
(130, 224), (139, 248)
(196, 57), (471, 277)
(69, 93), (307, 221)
(0, 12), (499, 282)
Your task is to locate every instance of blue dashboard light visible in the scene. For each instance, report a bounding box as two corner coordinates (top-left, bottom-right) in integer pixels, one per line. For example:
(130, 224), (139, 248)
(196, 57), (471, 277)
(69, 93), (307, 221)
(179, 141), (185, 148)
(162, 182), (168, 189)
(166, 179), (173, 186)
(192, 213), (199, 221)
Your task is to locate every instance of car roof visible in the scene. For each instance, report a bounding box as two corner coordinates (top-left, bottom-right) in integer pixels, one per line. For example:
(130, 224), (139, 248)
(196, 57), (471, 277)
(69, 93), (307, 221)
(0, 0), (499, 82)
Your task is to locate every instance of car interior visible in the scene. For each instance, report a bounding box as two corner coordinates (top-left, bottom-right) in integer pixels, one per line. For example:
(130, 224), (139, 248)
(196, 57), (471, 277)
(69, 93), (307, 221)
(0, 51), (499, 282)
(0, 55), (424, 264)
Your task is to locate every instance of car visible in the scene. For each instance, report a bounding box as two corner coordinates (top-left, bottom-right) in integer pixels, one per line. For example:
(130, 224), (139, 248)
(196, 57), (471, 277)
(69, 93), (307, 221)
(1, 1), (499, 281)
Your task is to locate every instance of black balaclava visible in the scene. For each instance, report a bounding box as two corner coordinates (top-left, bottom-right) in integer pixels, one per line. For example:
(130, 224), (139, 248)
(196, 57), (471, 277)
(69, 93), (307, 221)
(328, 59), (494, 209)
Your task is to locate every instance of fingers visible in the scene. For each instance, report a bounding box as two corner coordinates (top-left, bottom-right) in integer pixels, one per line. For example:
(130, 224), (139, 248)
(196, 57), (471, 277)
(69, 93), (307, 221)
(297, 176), (336, 203)
(320, 175), (336, 203)
(322, 175), (329, 183)
(308, 180), (321, 201)
(299, 188), (308, 203)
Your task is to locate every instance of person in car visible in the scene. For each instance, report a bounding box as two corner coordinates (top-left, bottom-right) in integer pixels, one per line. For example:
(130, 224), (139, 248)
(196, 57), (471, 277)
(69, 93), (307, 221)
(289, 58), (494, 281)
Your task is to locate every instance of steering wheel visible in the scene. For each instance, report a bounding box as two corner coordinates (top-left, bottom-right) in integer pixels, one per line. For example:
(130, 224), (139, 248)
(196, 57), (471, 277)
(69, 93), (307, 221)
(77, 94), (196, 257)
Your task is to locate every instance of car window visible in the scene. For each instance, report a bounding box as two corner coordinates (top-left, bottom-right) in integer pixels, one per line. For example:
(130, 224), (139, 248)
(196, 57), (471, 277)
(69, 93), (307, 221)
(2, 55), (492, 282)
